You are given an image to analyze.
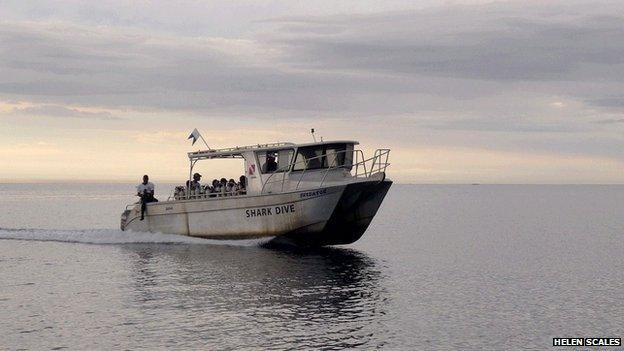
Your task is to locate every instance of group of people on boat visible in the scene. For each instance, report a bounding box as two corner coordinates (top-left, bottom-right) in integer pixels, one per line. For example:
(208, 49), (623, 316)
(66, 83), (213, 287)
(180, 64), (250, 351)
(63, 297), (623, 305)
(175, 173), (247, 200)
(136, 173), (248, 219)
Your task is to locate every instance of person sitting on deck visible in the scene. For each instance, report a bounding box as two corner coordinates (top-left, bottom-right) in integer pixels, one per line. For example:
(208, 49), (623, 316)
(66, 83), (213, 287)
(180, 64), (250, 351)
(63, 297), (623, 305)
(136, 174), (157, 220)
(203, 184), (213, 194)
(190, 173), (202, 192)
(238, 175), (247, 194)
(174, 186), (185, 200)
(226, 179), (238, 195)
(211, 179), (221, 195)
(219, 178), (228, 195)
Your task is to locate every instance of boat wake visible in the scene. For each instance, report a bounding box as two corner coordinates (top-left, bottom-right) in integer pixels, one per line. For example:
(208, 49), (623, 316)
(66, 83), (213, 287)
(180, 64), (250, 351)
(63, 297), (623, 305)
(0, 228), (270, 246)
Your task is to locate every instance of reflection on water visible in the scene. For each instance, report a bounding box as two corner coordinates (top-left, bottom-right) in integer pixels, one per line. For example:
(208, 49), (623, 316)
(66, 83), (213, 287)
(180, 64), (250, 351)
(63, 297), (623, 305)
(125, 245), (390, 350)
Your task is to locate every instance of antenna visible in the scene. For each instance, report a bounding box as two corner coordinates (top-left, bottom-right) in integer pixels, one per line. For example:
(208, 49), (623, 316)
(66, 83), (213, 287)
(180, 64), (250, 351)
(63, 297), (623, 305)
(311, 128), (317, 142)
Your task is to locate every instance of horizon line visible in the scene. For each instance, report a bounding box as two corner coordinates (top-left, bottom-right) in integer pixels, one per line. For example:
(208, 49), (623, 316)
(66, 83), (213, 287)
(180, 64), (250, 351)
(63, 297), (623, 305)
(1, 179), (624, 186)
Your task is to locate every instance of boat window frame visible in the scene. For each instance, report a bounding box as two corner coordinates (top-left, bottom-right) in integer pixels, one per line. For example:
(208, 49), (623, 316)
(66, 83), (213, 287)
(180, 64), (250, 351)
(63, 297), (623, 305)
(255, 148), (296, 174)
(291, 143), (352, 172)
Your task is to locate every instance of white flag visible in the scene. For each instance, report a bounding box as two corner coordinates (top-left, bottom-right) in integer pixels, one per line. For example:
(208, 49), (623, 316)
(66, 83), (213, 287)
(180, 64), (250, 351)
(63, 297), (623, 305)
(188, 128), (201, 145)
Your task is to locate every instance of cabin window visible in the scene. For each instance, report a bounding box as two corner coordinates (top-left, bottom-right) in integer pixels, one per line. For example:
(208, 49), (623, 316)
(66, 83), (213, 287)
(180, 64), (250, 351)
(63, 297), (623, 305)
(257, 149), (294, 173)
(324, 145), (346, 168)
(292, 144), (353, 171)
(293, 147), (323, 171)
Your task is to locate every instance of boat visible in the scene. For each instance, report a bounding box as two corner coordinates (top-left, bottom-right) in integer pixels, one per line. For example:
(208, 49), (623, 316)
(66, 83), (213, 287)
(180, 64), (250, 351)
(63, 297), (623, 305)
(120, 140), (392, 246)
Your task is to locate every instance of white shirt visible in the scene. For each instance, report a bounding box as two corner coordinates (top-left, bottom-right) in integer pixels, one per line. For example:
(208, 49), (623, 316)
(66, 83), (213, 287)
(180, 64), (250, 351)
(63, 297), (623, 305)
(136, 182), (155, 194)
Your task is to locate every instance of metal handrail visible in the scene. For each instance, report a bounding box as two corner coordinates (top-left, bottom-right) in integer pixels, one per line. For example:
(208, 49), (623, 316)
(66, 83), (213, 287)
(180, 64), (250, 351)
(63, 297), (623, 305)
(371, 148), (390, 175)
(174, 189), (247, 201)
(261, 148), (390, 194)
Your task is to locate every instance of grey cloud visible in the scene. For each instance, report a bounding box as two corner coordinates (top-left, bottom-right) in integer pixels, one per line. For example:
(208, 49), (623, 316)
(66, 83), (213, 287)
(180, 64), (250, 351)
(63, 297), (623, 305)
(0, 0), (623, 141)
(9, 104), (119, 120)
(0, 22), (468, 115)
(0, 0), (436, 37)
(593, 118), (624, 124)
(2, 2), (623, 107)
(265, 3), (624, 82)
(422, 117), (584, 134)
(0, 0), (623, 167)
(586, 97), (624, 110)
(0, 23), (302, 110)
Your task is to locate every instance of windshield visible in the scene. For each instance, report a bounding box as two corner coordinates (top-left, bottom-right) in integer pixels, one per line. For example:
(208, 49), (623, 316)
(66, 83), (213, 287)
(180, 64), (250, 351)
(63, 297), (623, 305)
(292, 144), (353, 171)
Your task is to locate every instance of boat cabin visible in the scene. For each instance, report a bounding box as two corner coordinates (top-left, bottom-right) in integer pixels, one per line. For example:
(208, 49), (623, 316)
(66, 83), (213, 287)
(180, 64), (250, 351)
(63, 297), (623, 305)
(183, 140), (360, 198)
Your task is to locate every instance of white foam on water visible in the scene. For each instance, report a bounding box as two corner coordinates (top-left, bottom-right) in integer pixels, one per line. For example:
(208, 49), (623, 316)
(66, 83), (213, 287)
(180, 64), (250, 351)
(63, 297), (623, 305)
(0, 228), (271, 247)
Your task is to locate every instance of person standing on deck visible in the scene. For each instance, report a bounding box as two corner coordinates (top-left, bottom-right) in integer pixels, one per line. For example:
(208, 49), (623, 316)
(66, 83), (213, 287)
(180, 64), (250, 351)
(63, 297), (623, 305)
(137, 175), (156, 220)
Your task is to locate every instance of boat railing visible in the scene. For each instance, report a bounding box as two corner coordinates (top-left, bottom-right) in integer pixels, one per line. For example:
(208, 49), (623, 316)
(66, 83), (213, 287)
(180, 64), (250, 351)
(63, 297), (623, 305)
(170, 189), (247, 201)
(261, 148), (390, 194)
(125, 188), (249, 209)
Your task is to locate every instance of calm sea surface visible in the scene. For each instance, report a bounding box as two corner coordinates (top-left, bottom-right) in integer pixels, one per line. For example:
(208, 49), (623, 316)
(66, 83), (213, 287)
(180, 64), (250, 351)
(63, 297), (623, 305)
(1, 184), (623, 350)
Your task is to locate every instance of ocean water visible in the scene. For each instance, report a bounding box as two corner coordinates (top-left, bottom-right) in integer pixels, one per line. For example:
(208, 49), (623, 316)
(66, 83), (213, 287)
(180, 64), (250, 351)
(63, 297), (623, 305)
(1, 184), (623, 350)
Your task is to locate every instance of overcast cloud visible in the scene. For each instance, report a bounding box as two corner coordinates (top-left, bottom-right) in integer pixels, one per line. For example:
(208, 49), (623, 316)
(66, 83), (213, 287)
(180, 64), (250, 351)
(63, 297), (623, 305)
(0, 0), (623, 182)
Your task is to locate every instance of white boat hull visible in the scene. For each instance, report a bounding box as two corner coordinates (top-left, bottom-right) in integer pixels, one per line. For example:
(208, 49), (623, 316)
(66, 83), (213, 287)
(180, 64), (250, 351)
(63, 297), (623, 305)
(121, 178), (392, 246)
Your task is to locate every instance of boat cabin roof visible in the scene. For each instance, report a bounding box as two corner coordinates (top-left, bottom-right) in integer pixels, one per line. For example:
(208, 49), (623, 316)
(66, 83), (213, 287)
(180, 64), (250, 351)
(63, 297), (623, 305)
(188, 140), (359, 160)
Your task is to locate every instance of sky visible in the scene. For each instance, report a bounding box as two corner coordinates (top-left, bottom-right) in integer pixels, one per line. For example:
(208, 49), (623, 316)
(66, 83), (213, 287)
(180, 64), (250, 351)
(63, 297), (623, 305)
(1, 0), (623, 183)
